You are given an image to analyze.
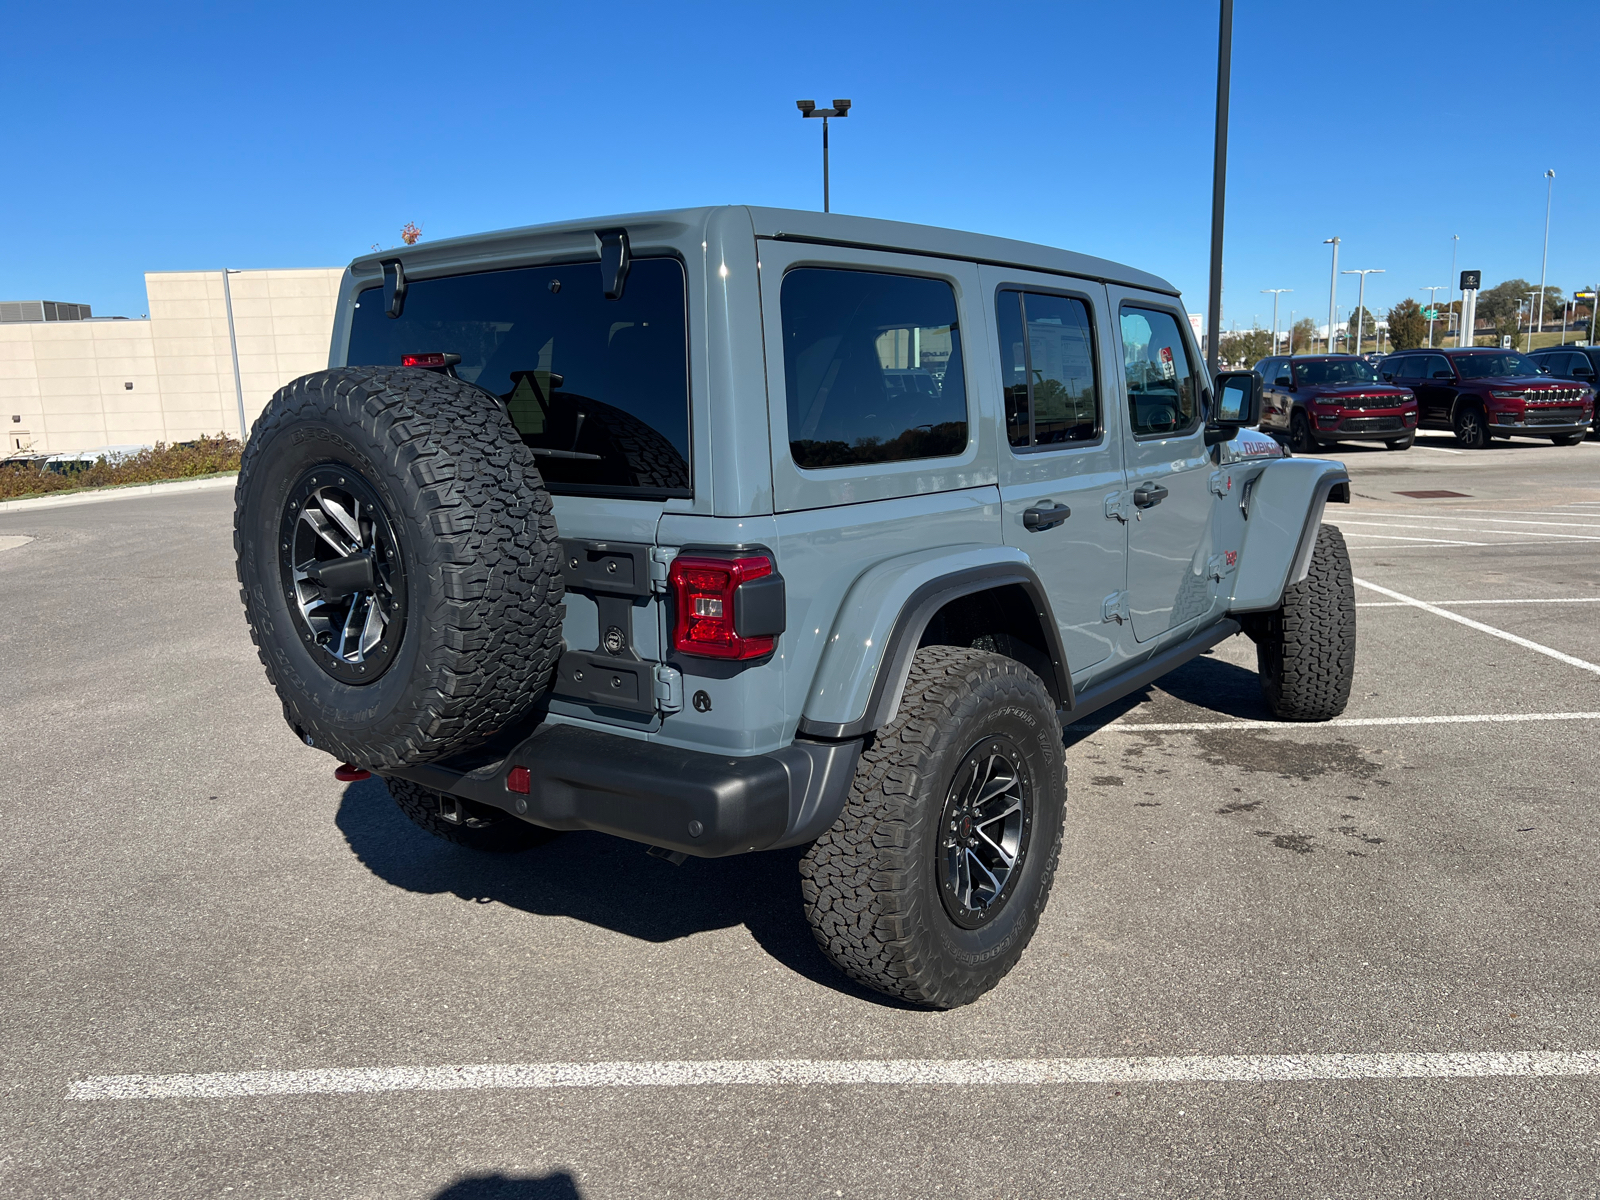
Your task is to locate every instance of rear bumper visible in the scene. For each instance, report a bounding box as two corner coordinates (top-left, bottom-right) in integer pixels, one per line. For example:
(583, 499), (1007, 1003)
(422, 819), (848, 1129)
(384, 723), (861, 858)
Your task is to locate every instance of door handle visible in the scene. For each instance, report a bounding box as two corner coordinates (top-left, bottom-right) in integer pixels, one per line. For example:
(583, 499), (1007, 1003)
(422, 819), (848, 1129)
(1022, 501), (1071, 531)
(1132, 483), (1169, 509)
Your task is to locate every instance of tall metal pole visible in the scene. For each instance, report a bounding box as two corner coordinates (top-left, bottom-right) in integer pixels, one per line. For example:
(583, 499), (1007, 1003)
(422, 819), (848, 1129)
(1342, 268), (1384, 355)
(1422, 286), (1444, 349)
(1205, 0), (1234, 378)
(221, 268), (248, 442)
(1261, 288), (1290, 355)
(822, 115), (830, 213)
(1538, 169), (1555, 336)
(1324, 237), (1340, 354)
(1524, 290), (1539, 351)
(1288, 309), (1296, 353)
(1448, 234), (1459, 346)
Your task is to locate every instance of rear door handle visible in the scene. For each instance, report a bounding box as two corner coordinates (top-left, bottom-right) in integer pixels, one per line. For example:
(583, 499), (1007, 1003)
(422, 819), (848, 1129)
(1132, 483), (1169, 509)
(1022, 501), (1071, 531)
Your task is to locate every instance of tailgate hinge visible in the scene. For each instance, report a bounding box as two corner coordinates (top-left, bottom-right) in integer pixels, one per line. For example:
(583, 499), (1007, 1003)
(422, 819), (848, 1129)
(649, 546), (676, 594)
(1207, 551), (1239, 582)
(653, 663), (683, 714)
(1102, 591), (1129, 624)
(1209, 470), (1232, 498)
(1103, 491), (1130, 523)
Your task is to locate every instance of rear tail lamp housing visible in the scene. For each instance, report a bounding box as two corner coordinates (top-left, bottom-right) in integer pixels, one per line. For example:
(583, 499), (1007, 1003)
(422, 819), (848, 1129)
(402, 352), (462, 371)
(669, 554), (786, 660)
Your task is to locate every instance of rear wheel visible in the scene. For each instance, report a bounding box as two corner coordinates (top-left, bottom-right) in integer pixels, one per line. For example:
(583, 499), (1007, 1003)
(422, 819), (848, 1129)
(1452, 403), (1490, 449)
(800, 647), (1066, 1009)
(1252, 524), (1355, 721)
(1288, 411), (1319, 454)
(1550, 433), (1583, 446)
(385, 776), (557, 852)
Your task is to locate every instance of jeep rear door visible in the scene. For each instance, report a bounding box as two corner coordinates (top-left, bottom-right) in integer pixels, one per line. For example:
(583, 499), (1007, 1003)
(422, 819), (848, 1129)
(980, 266), (1125, 677)
(1106, 290), (1217, 644)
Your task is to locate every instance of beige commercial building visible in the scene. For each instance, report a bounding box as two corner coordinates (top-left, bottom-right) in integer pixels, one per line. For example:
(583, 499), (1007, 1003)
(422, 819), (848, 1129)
(1, 268), (342, 457)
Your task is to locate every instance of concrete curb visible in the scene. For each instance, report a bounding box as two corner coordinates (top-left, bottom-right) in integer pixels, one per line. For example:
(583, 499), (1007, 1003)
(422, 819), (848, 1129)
(0, 473), (238, 515)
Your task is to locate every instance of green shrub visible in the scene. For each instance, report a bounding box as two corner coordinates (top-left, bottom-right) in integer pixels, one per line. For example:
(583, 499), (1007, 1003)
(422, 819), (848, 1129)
(0, 435), (241, 501)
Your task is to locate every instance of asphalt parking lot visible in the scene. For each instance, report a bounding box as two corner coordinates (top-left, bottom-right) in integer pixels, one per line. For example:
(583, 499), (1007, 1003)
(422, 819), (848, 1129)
(3, 430), (1600, 1199)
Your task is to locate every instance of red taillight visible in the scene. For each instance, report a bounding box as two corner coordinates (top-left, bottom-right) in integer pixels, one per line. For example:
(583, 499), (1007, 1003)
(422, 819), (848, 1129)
(669, 555), (775, 660)
(402, 352), (448, 368)
(507, 766), (531, 794)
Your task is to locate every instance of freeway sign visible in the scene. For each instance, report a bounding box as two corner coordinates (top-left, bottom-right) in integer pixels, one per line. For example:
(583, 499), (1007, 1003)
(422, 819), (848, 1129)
(1422, 307), (1439, 320)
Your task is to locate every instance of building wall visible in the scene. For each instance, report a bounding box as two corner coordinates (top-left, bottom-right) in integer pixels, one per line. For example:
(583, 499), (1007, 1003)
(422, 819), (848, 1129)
(0, 267), (343, 456)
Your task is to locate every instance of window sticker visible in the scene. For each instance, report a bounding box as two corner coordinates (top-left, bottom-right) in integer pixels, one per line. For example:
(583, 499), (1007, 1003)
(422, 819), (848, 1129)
(1159, 345), (1176, 379)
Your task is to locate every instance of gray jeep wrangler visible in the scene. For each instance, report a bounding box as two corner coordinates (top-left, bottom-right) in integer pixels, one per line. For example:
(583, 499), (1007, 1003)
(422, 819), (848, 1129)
(234, 207), (1354, 1008)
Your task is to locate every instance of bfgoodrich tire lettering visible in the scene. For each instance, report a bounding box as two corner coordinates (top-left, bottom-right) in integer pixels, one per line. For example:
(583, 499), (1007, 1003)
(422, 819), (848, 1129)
(799, 647), (1066, 1009)
(1254, 523), (1355, 721)
(235, 367), (565, 769)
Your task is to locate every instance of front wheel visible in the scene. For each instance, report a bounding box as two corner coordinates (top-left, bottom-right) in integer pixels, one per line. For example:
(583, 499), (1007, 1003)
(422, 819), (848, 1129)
(800, 648), (1066, 1009)
(1453, 404), (1491, 449)
(1288, 411), (1319, 454)
(1252, 524), (1356, 721)
(1550, 433), (1583, 446)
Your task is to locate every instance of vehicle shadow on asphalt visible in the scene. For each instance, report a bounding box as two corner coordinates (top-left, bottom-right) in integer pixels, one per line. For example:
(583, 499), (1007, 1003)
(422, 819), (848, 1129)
(334, 782), (917, 1009)
(432, 1172), (582, 1199)
(1062, 649), (1269, 748)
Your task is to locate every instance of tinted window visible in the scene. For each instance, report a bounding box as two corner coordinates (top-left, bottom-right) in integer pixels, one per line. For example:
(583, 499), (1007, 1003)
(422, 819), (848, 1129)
(1391, 357), (1423, 381)
(1574, 352), (1599, 376)
(347, 259), (690, 496)
(996, 290), (1099, 448)
(1454, 352), (1541, 378)
(780, 268), (967, 469)
(1120, 307), (1198, 436)
(1292, 357), (1379, 385)
(1422, 354), (1452, 379)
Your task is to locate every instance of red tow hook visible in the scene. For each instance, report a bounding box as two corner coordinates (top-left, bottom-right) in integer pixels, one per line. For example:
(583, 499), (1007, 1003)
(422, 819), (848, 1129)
(334, 763), (372, 782)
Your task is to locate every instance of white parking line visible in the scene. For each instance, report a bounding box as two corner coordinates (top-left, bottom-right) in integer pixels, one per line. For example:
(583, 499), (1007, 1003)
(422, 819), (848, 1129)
(1072, 712), (1599, 733)
(1353, 578), (1600, 676)
(66, 1050), (1600, 1100)
(1410, 444), (1467, 455)
(1390, 513), (1600, 529)
(1358, 598), (1600, 607)
(1341, 521), (1600, 543)
(1341, 532), (1487, 546)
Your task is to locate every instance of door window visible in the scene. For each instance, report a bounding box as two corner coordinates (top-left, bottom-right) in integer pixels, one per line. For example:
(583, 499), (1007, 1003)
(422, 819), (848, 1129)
(780, 268), (968, 469)
(1120, 307), (1198, 436)
(1421, 354), (1452, 379)
(996, 290), (1099, 449)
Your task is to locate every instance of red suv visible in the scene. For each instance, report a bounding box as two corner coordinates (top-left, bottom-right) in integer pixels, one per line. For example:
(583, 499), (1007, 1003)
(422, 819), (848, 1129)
(1254, 354), (1419, 453)
(1377, 348), (1594, 449)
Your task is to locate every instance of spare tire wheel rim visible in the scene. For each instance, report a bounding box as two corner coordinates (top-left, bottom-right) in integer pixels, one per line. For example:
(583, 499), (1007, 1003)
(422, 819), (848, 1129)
(937, 736), (1034, 929)
(277, 464), (408, 685)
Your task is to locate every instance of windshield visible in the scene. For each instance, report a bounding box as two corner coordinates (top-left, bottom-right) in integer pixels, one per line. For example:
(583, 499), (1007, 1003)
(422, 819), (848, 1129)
(1453, 353), (1542, 379)
(1292, 358), (1379, 386)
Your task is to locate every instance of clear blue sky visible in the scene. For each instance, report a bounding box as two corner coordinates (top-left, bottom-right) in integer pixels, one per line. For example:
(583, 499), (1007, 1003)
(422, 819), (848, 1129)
(4, 1), (1597, 330)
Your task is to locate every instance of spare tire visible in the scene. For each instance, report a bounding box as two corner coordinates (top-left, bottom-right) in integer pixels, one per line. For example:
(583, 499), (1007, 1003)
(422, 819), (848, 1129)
(234, 366), (565, 769)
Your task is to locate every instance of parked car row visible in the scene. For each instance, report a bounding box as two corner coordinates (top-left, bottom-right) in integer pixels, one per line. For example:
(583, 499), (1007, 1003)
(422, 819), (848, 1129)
(1251, 350), (1597, 451)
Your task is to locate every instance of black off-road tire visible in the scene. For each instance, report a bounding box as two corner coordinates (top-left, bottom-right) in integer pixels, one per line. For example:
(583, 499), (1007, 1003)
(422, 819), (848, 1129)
(1550, 433), (1583, 446)
(1453, 403), (1491, 449)
(385, 776), (558, 852)
(235, 367), (565, 770)
(799, 647), (1066, 1009)
(1288, 410), (1319, 454)
(1254, 524), (1355, 721)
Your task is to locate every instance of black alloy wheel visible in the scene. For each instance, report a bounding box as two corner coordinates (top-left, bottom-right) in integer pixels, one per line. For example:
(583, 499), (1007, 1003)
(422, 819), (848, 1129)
(1453, 404), (1490, 449)
(1288, 410), (1318, 454)
(937, 737), (1034, 929)
(278, 465), (407, 685)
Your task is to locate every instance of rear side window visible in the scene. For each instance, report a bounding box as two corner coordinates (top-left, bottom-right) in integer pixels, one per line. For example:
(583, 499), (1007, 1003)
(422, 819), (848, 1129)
(347, 258), (690, 498)
(780, 268), (968, 469)
(996, 290), (1099, 449)
(1120, 306), (1198, 436)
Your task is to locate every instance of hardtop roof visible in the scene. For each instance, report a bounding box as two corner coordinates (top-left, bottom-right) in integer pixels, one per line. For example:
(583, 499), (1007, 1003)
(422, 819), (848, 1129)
(347, 205), (1178, 297)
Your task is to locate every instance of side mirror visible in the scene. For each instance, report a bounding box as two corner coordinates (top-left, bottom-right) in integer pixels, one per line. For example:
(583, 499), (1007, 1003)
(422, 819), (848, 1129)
(1274, 374), (1292, 388)
(1574, 367), (1595, 379)
(1206, 370), (1261, 445)
(1433, 370), (1453, 380)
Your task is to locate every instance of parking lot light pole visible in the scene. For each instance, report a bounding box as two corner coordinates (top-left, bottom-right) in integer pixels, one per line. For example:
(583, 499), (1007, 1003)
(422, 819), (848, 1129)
(1324, 237), (1341, 354)
(796, 99), (851, 213)
(1204, 0), (1234, 378)
(1538, 169), (1555, 334)
(1448, 234), (1459, 345)
(1421, 286), (1445, 349)
(1288, 309), (1296, 353)
(1524, 290), (1540, 350)
(1341, 268), (1383, 355)
(1262, 288), (1290, 355)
